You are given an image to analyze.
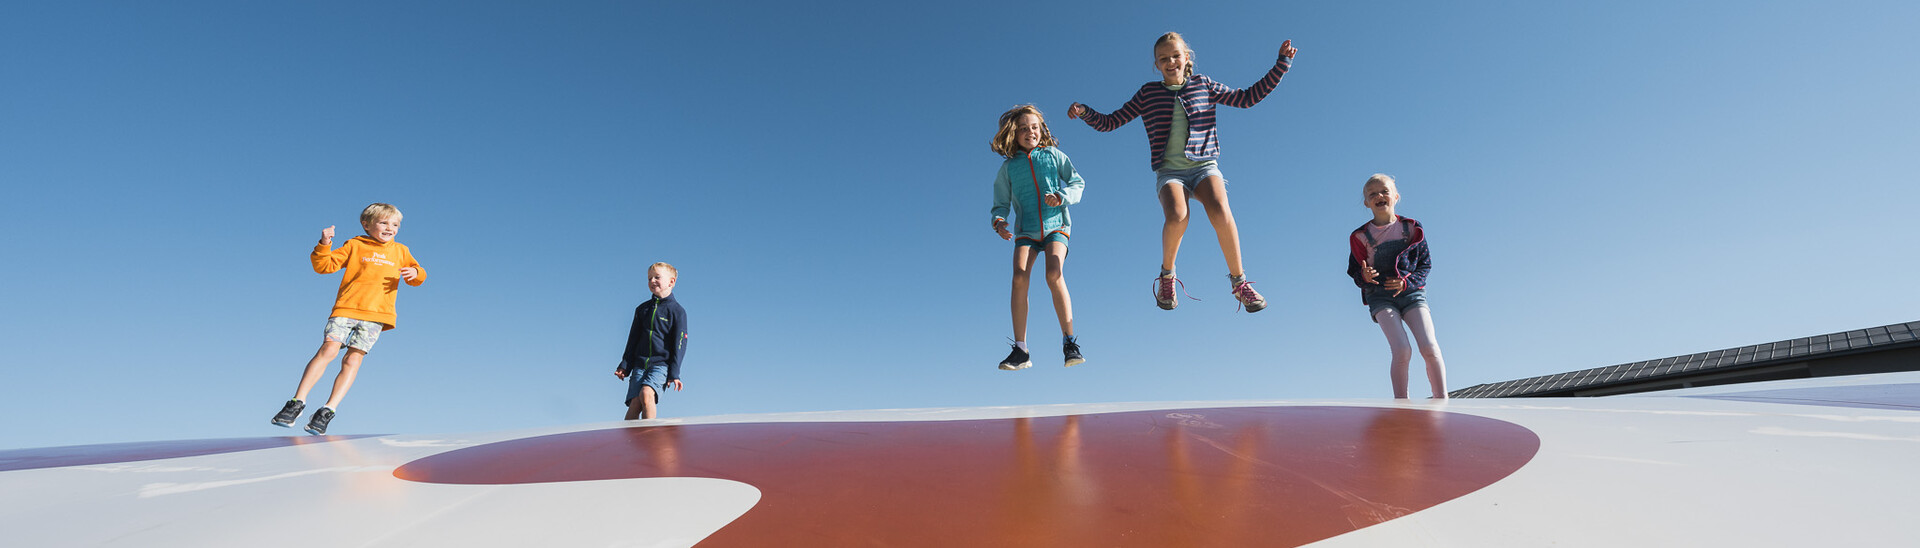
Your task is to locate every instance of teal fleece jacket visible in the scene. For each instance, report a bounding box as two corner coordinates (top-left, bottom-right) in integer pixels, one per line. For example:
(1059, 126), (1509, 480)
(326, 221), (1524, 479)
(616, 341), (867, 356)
(990, 146), (1085, 245)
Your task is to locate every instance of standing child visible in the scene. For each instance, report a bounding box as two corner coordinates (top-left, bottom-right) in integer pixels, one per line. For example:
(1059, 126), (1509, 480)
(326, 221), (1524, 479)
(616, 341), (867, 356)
(1347, 174), (1448, 399)
(990, 105), (1087, 370)
(615, 262), (689, 419)
(270, 203), (427, 434)
(1069, 32), (1297, 312)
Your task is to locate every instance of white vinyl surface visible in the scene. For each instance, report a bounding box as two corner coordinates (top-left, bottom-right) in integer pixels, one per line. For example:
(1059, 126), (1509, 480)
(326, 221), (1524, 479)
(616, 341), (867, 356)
(3, 372), (1916, 547)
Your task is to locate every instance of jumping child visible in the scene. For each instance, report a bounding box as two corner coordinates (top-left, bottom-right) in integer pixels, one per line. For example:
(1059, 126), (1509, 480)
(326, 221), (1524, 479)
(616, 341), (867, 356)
(1346, 174), (1448, 399)
(1069, 32), (1296, 312)
(270, 203), (427, 434)
(615, 262), (689, 419)
(990, 105), (1087, 370)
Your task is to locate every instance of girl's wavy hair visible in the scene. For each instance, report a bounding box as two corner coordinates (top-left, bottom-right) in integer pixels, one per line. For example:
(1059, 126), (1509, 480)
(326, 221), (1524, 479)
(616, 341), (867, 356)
(990, 104), (1058, 158)
(1156, 32), (1195, 79)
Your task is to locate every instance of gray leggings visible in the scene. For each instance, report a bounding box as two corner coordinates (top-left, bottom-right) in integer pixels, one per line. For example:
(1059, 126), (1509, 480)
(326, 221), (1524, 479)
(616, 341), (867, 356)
(1374, 305), (1448, 399)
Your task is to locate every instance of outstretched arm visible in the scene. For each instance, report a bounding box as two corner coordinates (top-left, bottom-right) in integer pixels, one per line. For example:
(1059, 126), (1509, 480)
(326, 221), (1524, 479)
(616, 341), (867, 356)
(1213, 39), (1296, 109)
(1068, 86), (1148, 132)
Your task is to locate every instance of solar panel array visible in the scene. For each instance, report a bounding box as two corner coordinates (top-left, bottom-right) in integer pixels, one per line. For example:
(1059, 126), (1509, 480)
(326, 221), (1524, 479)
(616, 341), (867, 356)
(1450, 321), (1920, 398)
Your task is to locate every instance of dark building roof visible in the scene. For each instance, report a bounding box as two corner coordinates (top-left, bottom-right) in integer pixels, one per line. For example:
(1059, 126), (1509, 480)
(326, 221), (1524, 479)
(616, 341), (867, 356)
(1451, 320), (1920, 398)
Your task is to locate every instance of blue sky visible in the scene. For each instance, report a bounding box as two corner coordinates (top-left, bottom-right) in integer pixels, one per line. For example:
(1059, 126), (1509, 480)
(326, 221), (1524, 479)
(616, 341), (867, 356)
(3, 1), (1916, 450)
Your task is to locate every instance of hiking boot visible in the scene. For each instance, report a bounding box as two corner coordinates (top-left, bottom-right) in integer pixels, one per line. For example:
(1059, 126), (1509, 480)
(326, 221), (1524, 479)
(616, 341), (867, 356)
(1231, 279), (1267, 313)
(304, 407), (335, 435)
(270, 399), (305, 428)
(998, 345), (1032, 370)
(1154, 273), (1189, 310)
(1063, 340), (1086, 367)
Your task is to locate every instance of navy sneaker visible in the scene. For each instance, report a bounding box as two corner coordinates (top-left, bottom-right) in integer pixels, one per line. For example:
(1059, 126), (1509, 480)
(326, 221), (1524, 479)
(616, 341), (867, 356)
(998, 345), (1032, 371)
(1063, 340), (1086, 367)
(270, 400), (305, 428)
(304, 407), (335, 435)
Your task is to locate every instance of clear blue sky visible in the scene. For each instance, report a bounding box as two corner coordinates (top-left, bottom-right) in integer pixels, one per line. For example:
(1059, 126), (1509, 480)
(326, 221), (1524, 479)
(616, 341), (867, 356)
(4, 1), (1916, 450)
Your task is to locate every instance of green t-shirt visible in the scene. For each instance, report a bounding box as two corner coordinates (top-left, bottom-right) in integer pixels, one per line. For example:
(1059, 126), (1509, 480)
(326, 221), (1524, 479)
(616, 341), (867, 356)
(1160, 82), (1215, 171)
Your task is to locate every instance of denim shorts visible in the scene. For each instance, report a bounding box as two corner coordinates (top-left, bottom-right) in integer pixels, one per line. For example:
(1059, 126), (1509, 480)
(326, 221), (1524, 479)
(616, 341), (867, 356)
(324, 316), (384, 353)
(1366, 288), (1429, 322)
(1155, 163), (1225, 192)
(624, 364), (668, 406)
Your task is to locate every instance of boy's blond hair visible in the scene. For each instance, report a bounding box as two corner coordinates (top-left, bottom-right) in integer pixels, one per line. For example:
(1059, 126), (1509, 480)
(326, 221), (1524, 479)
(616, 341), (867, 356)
(989, 104), (1059, 159)
(649, 262), (678, 278)
(360, 203), (402, 225)
(1156, 32), (1195, 79)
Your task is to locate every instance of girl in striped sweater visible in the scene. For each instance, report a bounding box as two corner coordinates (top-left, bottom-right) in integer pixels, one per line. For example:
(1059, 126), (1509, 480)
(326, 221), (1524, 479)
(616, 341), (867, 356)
(1070, 32), (1296, 313)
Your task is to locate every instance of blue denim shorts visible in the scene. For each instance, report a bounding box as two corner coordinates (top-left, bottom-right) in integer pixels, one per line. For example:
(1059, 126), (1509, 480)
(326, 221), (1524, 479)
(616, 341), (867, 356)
(1366, 288), (1429, 322)
(1155, 163), (1225, 192)
(324, 316), (384, 353)
(623, 364), (667, 406)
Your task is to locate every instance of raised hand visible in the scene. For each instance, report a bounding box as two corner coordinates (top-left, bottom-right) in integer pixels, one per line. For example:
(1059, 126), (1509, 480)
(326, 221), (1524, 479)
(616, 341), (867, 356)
(1280, 39), (1296, 59)
(1067, 103), (1087, 120)
(320, 225), (335, 244)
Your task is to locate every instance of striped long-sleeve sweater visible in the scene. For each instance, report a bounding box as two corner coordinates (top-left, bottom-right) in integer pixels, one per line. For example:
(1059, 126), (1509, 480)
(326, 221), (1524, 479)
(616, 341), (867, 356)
(1077, 57), (1292, 171)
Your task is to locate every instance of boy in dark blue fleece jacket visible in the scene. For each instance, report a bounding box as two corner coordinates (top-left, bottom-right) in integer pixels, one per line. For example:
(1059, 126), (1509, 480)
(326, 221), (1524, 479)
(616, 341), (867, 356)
(1346, 174), (1448, 399)
(615, 262), (690, 419)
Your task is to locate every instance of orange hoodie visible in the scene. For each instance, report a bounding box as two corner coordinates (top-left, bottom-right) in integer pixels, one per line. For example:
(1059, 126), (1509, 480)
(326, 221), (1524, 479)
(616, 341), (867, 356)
(312, 236), (426, 330)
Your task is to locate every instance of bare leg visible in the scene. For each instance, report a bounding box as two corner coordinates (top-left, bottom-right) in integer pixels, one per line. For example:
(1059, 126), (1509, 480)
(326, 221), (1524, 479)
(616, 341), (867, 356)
(639, 385), (660, 419)
(624, 391), (643, 420)
(1190, 175), (1245, 277)
(294, 340), (343, 401)
(1402, 306), (1449, 398)
(1043, 241), (1073, 336)
(1010, 245), (1038, 342)
(321, 348), (365, 409)
(1158, 183), (1191, 272)
(1375, 308), (1414, 399)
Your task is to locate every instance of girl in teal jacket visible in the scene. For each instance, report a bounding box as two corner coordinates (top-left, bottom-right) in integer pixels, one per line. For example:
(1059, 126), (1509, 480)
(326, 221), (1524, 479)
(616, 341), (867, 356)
(989, 105), (1087, 371)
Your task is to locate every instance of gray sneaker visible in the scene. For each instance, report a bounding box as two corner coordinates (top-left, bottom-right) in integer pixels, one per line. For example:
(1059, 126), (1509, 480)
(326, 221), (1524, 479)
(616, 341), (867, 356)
(304, 407), (335, 435)
(270, 399), (305, 428)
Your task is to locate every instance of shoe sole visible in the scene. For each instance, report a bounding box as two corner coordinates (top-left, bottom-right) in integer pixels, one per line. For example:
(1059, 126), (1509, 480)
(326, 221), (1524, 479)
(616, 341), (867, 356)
(271, 420), (294, 428)
(998, 361), (1033, 371)
(304, 427), (327, 435)
(1064, 358), (1086, 367)
(1244, 302), (1267, 313)
(1157, 302), (1176, 310)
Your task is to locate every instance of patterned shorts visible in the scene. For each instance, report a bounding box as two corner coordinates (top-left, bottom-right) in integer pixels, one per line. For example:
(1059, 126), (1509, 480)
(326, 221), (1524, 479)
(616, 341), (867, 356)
(324, 316), (385, 353)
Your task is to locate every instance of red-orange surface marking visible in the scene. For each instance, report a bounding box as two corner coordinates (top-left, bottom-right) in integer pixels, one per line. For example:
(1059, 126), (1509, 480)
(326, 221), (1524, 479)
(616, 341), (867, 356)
(395, 406), (1538, 547)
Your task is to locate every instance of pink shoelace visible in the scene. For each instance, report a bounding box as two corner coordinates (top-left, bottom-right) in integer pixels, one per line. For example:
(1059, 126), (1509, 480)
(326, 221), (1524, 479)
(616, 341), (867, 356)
(1154, 275), (1199, 303)
(1231, 280), (1265, 311)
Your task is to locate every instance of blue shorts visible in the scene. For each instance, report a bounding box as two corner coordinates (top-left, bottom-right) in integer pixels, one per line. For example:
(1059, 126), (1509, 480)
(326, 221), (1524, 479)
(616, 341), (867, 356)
(1155, 163), (1225, 193)
(1015, 231), (1069, 251)
(623, 365), (668, 406)
(1366, 288), (1429, 322)
(324, 316), (384, 353)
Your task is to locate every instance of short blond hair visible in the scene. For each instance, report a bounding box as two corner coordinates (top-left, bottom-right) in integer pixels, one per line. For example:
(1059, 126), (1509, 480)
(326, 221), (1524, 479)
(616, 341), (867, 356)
(1364, 173), (1396, 191)
(360, 203), (402, 225)
(649, 262), (678, 278)
(989, 104), (1059, 158)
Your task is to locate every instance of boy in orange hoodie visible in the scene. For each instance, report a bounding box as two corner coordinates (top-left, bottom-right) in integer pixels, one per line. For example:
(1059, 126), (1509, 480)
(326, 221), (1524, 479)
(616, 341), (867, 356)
(270, 203), (427, 434)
